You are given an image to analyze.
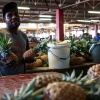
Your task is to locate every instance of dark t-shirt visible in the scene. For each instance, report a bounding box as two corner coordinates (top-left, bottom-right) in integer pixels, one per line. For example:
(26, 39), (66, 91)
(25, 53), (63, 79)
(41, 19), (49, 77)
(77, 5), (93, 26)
(0, 29), (29, 76)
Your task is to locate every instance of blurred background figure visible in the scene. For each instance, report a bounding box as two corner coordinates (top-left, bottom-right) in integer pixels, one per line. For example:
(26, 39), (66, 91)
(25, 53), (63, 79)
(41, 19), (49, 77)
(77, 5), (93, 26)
(93, 33), (100, 42)
(81, 33), (91, 41)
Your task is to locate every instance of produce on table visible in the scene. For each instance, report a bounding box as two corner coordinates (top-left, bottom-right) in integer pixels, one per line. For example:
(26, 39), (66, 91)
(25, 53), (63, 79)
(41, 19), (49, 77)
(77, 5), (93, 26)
(23, 39), (49, 64)
(70, 37), (98, 63)
(0, 35), (19, 67)
(70, 56), (85, 65)
(4, 69), (100, 100)
(34, 40), (49, 54)
(38, 51), (44, 56)
(87, 64), (100, 79)
(25, 40), (49, 68)
(33, 59), (42, 67)
(44, 82), (86, 100)
(25, 38), (98, 68)
(40, 54), (48, 62)
(23, 49), (36, 63)
(25, 55), (48, 69)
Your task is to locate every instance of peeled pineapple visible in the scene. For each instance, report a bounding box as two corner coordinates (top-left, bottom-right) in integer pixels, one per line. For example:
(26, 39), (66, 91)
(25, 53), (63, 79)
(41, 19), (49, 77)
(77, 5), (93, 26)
(0, 35), (19, 67)
(23, 49), (36, 63)
(43, 82), (86, 100)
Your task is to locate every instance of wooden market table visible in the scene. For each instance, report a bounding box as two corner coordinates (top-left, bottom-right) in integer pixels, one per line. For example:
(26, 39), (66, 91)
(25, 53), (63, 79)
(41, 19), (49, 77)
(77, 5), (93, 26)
(26, 62), (96, 75)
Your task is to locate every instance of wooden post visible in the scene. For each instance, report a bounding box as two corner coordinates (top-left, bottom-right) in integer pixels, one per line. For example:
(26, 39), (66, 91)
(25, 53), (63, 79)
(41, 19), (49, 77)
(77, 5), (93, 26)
(94, 24), (98, 36)
(56, 9), (64, 41)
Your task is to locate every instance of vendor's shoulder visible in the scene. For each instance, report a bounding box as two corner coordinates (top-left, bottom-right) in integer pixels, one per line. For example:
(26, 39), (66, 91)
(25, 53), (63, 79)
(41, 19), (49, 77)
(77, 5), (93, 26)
(18, 30), (27, 39)
(18, 30), (26, 35)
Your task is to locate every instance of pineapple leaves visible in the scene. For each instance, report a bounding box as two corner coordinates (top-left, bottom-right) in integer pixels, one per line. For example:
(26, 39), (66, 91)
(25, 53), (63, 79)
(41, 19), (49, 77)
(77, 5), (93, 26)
(22, 78), (36, 95)
(76, 71), (83, 81)
(0, 34), (12, 54)
(31, 87), (45, 97)
(4, 93), (11, 100)
(19, 84), (25, 95)
(71, 70), (75, 79)
(34, 40), (49, 54)
(14, 89), (18, 97)
(0, 35), (13, 58)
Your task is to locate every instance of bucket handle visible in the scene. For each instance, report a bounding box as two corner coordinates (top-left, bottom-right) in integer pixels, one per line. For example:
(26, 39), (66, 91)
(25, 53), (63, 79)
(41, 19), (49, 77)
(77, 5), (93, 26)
(48, 49), (70, 60)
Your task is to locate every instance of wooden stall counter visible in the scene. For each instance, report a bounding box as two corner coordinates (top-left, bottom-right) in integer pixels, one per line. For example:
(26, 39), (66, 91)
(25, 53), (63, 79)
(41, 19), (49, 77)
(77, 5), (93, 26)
(26, 62), (96, 74)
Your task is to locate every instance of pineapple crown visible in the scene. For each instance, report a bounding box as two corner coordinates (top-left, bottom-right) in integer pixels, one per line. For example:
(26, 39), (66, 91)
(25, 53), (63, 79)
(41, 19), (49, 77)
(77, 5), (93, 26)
(0, 34), (12, 58)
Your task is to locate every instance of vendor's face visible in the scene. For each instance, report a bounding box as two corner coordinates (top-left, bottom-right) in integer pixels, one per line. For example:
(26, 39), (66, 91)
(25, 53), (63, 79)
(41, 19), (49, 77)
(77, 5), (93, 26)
(3, 8), (20, 29)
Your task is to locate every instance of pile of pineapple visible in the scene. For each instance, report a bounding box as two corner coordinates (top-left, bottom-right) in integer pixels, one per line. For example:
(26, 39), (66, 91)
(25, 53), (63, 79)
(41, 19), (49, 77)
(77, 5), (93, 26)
(4, 67), (100, 100)
(23, 40), (49, 69)
(25, 50), (48, 69)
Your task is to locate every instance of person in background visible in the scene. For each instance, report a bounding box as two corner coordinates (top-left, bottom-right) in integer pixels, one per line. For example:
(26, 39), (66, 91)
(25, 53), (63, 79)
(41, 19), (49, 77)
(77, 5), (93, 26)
(81, 33), (90, 41)
(93, 33), (100, 42)
(0, 2), (33, 76)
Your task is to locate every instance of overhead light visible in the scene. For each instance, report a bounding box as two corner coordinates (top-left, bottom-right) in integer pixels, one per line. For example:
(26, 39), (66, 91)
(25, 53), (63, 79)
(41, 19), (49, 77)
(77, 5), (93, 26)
(88, 11), (100, 14)
(39, 15), (53, 18)
(39, 18), (52, 20)
(91, 20), (99, 22)
(77, 20), (91, 22)
(18, 7), (30, 10)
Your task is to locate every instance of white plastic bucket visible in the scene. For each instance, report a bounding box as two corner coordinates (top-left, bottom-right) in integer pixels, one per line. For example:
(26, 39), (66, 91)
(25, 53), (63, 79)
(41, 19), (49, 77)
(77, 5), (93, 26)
(47, 43), (70, 69)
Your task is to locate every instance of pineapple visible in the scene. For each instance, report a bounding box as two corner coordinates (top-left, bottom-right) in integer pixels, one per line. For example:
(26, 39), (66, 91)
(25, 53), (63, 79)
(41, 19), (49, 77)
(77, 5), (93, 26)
(0, 35), (19, 66)
(38, 51), (44, 56)
(70, 57), (85, 65)
(43, 82), (86, 100)
(33, 59), (42, 67)
(4, 71), (100, 100)
(87, 64), (100, 79)
(41, 54), (48, 61)
(23, 49), (36, 63)
(35, 73), (62, 89)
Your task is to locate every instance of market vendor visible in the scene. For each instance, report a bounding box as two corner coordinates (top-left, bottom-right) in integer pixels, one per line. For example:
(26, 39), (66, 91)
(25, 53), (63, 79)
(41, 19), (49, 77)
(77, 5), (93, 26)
(0, 2), (35, 76)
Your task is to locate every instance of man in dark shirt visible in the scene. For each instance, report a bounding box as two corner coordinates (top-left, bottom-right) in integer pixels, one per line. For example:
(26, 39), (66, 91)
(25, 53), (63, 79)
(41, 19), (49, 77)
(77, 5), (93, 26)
(0, 2), (31, 76)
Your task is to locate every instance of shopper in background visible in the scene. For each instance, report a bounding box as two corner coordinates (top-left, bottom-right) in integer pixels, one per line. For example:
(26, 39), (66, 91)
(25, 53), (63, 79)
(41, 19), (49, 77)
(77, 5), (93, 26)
(0, 2), (31, 76)
(93, 33), (100, 42)
(81, 33), (91, 41)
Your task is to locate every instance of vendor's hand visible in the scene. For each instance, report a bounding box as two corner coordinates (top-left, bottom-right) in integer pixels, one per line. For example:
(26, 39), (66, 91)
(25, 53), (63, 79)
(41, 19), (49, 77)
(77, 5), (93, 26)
(0, 58), (16, 67)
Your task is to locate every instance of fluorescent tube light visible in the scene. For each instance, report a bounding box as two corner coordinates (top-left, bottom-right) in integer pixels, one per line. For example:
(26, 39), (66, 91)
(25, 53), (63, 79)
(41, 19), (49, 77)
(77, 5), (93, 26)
(18, 7), (30, 10)
(39, 18), (52, 20)
(77, 20), (91, 22)
(88, 11), (100, 14)
(39, 15), (53, 17)
(91, 20), (99, 22)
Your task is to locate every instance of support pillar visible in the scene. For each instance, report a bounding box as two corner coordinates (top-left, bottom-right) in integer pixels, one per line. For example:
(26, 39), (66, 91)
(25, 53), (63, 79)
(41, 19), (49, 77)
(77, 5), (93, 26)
(56, 9), (64, 41)
(94, 24), (98, 36)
